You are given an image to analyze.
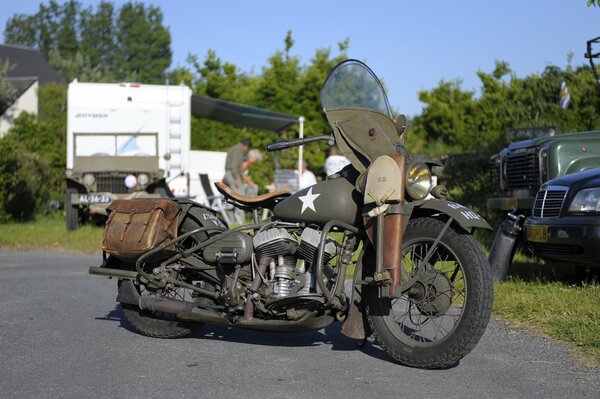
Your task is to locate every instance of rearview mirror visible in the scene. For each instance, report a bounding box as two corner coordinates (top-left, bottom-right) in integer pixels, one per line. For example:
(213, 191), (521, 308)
(395, 115), (407, 137)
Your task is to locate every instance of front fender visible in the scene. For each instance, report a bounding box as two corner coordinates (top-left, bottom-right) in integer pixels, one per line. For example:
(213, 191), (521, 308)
(406, 199), (492, 230)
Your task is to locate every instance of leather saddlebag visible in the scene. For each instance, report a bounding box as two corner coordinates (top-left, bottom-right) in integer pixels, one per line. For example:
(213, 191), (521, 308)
(101, 199), (179, 260)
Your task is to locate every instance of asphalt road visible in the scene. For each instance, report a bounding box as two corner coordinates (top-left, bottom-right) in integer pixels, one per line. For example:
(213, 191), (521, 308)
(1, 251), (599, 399)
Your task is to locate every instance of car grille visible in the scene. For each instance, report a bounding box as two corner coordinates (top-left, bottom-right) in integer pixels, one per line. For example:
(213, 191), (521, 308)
(532, 188), (567, 217)
(504, 148), (540, 190)
(95, 173), (135, 194)
(529, 242), (583, 256)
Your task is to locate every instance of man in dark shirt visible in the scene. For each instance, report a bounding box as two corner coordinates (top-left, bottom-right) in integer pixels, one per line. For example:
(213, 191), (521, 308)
(224, 139), (251, 192)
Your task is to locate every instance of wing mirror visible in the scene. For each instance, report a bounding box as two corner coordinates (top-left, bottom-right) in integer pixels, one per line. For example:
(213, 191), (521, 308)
(395, 115), (407, 137)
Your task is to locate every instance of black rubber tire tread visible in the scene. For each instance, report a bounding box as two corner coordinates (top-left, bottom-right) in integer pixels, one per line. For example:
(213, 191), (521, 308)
(121, 302), (197, 339)
(65, 188), (79, 231)
(118, 211), (210, 338)
(367, 217), (493, 369)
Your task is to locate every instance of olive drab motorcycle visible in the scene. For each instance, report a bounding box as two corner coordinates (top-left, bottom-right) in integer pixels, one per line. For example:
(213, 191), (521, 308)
(90, 60), (493, 369)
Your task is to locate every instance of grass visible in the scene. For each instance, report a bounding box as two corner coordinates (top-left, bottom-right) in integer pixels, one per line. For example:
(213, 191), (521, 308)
(0, 213), (103, 254)
(493, 252), (600, 367)
(1, 215), (599, 366)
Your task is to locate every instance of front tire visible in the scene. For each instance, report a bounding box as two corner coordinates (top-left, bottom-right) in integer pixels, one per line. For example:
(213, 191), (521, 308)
(367, 217), (493, 369)
(65, 188), (79, 231)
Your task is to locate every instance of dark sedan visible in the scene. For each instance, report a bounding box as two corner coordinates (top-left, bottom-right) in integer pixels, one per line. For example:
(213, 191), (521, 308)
(524, 167), (600, 268)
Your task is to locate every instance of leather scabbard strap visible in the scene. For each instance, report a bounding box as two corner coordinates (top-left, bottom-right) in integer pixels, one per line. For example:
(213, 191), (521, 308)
(384, 154), (406, 297)
(363, 153), (406, 297)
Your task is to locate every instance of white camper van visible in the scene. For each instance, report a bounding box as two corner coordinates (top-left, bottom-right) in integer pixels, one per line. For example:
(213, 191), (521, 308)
(65, 81), (192, 230)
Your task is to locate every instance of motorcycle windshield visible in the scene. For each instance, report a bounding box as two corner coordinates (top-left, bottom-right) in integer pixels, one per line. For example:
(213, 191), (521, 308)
(320, 60), (401, 172)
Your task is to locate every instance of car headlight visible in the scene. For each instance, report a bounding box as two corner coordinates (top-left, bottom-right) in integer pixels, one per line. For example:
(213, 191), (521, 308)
(124, 174), (137, 189)
(137, 173), (149, 186)
(82, 173), (95, 187)
(406, 162), (433, 200)
(568, 188), (600, 214)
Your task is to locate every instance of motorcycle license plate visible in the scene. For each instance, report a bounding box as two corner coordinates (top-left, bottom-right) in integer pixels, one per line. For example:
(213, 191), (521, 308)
(78, 194), (111, 204)
(527, 225), (548, 242)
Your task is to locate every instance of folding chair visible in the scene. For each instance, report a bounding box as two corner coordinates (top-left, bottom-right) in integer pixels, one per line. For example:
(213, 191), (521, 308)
(198, 174), (244, 225)
(274, 169), (299, 193)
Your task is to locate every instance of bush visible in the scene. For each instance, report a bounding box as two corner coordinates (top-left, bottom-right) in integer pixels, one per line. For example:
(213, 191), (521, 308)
(0, 135), (52, 221)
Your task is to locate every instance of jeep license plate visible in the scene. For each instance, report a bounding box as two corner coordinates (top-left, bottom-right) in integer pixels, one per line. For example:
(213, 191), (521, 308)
(527, 225), (548, 242)
(78, 194), (111, 204)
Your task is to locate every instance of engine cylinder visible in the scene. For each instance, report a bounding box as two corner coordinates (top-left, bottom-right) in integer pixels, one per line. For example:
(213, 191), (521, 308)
(298, 227), (337, 265)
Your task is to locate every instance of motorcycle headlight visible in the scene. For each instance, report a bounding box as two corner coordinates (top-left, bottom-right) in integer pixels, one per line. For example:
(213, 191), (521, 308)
(406, 162), (433, 200)
(568, 188), (600, 214)
(137, 173), (149, 186)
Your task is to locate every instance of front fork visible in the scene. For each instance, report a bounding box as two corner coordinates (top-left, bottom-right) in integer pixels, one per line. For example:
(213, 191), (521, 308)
(363, 153), (407, 298)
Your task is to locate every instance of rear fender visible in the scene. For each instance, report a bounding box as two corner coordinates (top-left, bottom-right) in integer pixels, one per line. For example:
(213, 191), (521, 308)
(405, 199), (492, 231)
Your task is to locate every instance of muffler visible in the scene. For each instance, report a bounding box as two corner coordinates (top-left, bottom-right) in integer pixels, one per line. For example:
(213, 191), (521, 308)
(489, 211), (524, 282)
(117, 280), (194, 314)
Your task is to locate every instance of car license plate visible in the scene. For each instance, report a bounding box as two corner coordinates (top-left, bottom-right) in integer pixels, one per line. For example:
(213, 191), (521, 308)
(527, 225), (548, 242)
(78, 194), (111, 204)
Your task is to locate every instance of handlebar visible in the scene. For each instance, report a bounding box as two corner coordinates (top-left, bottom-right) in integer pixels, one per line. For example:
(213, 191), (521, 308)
(266, 135), (335, 152)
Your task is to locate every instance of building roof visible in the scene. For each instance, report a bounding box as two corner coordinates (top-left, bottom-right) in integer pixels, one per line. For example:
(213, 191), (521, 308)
(0, 44), (64, 85)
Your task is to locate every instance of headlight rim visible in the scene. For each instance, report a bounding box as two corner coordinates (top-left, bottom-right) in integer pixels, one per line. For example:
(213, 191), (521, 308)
(406, 161), (433, 200)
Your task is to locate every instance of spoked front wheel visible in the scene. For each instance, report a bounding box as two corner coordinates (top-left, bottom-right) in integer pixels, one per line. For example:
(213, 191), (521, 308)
(367, 217), (493, 369)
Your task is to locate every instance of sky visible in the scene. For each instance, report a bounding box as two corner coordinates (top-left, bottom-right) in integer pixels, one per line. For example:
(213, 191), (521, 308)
(1, 0), (598, 117)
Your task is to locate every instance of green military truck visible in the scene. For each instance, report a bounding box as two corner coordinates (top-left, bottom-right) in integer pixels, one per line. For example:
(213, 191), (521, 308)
(488, 128), (600, 214)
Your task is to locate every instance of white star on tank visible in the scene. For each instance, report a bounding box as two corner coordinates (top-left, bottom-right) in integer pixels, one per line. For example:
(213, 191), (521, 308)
(298, 187), (320, 214)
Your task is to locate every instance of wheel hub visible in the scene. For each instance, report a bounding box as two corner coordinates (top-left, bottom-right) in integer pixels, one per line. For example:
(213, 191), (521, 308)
(408, 270), (453, 316)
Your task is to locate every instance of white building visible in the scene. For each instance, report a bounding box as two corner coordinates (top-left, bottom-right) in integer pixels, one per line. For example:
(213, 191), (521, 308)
(0, 44), (64, 138)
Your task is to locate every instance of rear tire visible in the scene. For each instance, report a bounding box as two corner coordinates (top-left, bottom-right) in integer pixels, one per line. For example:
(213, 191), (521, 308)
(121, 301), (199, 339)
(367, 217), (493, 369)
(66, 188), (79, 231)
(117, 210), (214, 338)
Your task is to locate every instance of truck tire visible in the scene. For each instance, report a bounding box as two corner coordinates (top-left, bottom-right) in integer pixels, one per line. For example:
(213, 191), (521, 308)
(66, 188), (79, 231)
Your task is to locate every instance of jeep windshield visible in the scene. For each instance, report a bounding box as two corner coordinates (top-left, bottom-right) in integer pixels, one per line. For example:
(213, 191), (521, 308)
(75, 134), (157, 157)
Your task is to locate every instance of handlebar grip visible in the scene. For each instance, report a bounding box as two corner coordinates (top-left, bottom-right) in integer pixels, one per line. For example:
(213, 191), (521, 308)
(266, 141), (291, 152)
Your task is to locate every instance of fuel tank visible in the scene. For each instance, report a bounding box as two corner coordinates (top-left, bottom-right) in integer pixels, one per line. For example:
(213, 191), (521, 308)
(272, 177), (363, 227)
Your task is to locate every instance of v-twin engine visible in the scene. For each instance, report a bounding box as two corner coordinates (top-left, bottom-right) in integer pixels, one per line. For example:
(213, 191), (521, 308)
(253, 227), (337, 298)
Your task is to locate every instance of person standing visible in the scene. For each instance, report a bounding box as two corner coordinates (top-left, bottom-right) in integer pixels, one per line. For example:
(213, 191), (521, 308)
(324, 145), (350, 177)
(241, 149), (262, 196)
(224, 139), (250, 193)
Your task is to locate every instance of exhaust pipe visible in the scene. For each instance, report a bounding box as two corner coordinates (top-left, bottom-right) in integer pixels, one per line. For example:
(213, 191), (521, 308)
(489, 211), (524, 282)
(117, 280), (194, 314)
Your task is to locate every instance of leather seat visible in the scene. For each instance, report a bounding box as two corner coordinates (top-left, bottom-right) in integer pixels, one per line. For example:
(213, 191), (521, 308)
(214, 182), (291, 210)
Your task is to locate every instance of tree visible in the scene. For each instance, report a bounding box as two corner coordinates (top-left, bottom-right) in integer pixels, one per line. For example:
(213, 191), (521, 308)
(0, 62), (16, 113)
(3, 1), (172, 83)
(79, 1), (116, 70)
(114, 2), (171, 83)
(184, 33), (349, 189)
(0, 84), (67, 221)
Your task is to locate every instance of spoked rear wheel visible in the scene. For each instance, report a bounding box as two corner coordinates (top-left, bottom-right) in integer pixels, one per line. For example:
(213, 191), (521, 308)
(119, 278), (201, 339)
(367, 217), (493, 369)
(118, 211), (218, 338)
